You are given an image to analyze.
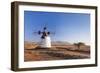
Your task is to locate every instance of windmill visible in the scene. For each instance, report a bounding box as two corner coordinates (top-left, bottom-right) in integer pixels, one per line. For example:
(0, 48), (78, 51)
(34, 24), (54, 48)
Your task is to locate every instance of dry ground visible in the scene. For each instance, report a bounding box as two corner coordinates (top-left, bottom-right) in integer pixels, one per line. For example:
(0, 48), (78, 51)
(24, 42), (90, 62)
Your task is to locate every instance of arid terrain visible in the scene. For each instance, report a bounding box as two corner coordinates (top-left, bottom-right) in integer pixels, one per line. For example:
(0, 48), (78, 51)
(24, 41), (90, 62)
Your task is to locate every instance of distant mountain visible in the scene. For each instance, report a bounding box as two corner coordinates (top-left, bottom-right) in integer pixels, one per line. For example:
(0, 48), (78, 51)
(51, 41), (71, 46)
(24, 41), (38, 44)
(25, 41), (71, 46)
(24, 41), (39, 49)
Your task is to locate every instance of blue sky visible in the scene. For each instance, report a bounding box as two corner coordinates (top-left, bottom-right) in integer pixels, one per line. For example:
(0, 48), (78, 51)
(24, 11), (90, 45)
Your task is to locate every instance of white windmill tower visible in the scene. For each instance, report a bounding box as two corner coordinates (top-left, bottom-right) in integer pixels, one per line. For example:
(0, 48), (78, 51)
(34, 25), (52, 48)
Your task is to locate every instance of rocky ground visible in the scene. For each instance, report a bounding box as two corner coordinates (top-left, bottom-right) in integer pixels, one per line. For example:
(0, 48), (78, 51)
(24, 46), (90, 61)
